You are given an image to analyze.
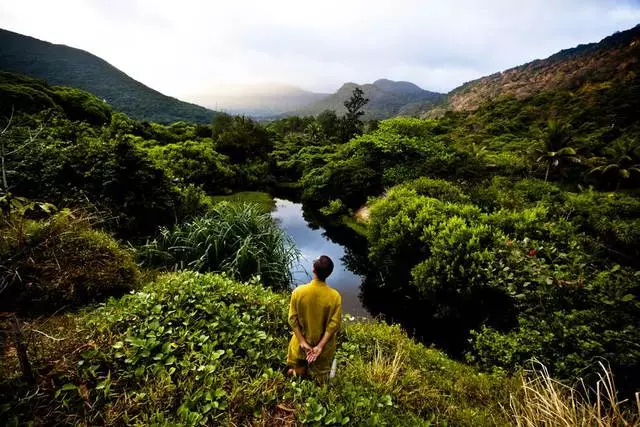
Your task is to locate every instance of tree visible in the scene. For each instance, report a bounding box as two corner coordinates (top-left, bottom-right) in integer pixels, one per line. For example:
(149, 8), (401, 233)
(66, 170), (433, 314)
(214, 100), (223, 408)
(340, 87), (369, 142)
(588, 137), (640, 190)
(535, 120), (580, 181)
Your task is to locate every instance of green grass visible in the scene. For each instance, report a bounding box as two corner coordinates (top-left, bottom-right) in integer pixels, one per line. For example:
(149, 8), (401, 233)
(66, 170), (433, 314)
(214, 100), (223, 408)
(210, 191), (275, 213)
(0, 271), (515, 426)
(137, 202), (297, 291)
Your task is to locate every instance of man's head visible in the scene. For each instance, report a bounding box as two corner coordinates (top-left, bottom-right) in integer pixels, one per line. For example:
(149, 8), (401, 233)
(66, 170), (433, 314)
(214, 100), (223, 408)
(313, 255), (334, 281)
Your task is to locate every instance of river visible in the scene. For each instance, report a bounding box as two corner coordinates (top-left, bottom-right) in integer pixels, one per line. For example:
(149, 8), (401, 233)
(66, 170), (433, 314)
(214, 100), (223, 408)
(271, 198), (370, 317)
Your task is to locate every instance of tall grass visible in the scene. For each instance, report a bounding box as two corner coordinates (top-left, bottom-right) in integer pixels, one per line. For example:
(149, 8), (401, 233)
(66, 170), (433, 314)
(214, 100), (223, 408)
(509, 360), (640, 426)
(138, 202), (298, 291)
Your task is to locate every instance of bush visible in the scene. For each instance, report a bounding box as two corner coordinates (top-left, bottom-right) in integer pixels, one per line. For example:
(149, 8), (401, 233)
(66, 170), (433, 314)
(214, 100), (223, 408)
(471, 177), (565, 211)
(399, 177), (469, 203)
(138, 202), (298, 291)
(0, 209), (139, 314)
(146, 141), (235, 193)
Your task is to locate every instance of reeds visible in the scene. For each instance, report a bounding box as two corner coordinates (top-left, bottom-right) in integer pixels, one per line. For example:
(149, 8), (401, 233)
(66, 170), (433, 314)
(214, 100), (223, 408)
(509, 360), (640, 427)
(138, 202), (299, 291)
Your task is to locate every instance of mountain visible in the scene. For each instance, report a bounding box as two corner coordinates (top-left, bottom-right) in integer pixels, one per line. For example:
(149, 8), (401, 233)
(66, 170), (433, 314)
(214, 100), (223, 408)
(431, 24), (640, 114)
(296, 79), (445, 119)
(0, 28), (216, 123)
(187, 83), (329, 118)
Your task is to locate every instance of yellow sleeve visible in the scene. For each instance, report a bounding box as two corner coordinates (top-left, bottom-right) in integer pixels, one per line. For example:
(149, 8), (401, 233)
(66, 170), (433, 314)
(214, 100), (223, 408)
(326, 293), (342, 335)
(288, 289), (299, 331)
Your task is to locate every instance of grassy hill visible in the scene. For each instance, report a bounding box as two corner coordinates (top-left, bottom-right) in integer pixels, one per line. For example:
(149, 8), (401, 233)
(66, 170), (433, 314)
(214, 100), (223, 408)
(297, 79), (445, 119)
(429, 24), (640, 114)
(0, 28), (216, 123)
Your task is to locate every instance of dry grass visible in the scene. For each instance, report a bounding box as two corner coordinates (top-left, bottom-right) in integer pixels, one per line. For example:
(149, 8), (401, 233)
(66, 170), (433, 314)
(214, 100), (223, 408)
(509, 360), (640, 427)
(367, 341), (406, 391)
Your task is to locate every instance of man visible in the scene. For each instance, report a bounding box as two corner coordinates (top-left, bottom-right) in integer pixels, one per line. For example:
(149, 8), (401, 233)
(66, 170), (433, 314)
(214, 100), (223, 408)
(287, 255), (342, 379)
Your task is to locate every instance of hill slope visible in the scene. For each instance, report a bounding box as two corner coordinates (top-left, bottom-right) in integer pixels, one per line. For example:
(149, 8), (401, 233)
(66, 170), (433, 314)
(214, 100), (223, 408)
(188, 83), (329, 117)
(0, 28), (216, 123)
(436, 24), (640, 113)
(297, 79), (445, 119)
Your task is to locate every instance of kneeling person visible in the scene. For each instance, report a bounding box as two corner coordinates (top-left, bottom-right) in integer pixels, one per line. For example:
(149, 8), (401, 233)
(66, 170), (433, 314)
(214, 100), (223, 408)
(287, 255), (342, 379)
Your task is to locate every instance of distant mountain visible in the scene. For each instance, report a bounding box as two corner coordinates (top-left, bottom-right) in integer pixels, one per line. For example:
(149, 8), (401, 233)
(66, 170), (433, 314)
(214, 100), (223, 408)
(0, 28), (216, 123)
(188, 84), (329, 118)
(296, 79), (445, 119)
(431, 24), (640, 114)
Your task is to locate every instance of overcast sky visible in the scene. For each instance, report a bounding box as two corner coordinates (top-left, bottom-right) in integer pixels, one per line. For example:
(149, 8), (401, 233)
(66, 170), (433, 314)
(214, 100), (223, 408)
(1, 0), (639, 99)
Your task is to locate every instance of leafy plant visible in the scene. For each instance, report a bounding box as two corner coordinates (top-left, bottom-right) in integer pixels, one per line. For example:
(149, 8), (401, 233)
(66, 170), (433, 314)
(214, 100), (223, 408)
(138, 202), (298, 291)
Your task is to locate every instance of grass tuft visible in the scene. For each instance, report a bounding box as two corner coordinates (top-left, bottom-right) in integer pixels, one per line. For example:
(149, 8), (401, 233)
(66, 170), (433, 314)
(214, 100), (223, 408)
(509, 359), (640, 427)
(138, 202), (298, 291)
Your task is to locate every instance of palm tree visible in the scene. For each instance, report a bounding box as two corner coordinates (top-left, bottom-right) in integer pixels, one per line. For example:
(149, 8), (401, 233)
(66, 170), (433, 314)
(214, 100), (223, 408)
(588, 137), (640, 190)
(536, 120), (580, 181)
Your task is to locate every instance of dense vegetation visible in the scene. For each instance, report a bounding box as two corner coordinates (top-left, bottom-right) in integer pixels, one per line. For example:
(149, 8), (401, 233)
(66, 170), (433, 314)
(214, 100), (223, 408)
(1, 272), (516, 426)
(0, 29), (216, 123)
(2, 23), (640, 425)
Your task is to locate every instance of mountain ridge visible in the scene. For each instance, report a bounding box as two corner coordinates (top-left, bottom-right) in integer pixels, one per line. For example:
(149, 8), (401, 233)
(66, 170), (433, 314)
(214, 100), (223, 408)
(188, 83), (329, 117)
(295, 78), (445, 119)
(0, 28), (217, 123)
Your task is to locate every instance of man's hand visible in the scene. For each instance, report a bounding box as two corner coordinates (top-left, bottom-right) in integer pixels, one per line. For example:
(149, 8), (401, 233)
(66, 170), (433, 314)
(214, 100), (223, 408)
(300, 340), (313, 354)
(306, 345), (323, 363)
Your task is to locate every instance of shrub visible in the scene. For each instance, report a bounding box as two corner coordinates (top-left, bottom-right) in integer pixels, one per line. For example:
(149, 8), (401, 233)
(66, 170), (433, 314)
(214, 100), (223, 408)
(561, 190), (640, 261)
(471, 177), (565, 211)
(0, 209), (139, 314)
(138, 202), (298, 291)
(146, 141), (235, 193)
(399, 177), (469, 203)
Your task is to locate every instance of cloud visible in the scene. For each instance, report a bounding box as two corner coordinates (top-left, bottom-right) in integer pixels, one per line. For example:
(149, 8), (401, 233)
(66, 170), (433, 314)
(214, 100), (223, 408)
(1, 0), (639, 97)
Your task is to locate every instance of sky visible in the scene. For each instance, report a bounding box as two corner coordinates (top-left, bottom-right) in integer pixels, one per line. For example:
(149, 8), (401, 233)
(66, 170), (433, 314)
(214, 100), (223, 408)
(1, 0), (639, 99)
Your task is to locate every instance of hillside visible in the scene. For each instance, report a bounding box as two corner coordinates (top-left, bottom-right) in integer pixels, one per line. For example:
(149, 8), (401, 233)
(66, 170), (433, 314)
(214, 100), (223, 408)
(0, 28), (216, 123)
(297, 79), (445, 119)
(435, 24), (640, 113)
(187, 83), (329, 118)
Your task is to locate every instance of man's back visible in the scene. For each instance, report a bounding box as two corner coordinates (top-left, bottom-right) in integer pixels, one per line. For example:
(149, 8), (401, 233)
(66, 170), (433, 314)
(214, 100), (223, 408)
(287, 277), (342, 376)
(291, 279), (341, 346)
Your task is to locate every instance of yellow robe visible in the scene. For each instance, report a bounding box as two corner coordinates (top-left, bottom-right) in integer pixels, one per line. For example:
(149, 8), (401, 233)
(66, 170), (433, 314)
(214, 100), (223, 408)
(287, 278), (342, 376)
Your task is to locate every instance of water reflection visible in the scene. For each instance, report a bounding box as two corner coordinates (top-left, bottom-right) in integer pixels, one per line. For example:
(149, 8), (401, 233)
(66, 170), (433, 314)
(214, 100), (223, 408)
(271, 198), (369, 317)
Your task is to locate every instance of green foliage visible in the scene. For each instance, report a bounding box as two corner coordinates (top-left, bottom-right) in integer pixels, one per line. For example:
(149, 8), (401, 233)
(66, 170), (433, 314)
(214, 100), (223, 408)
(0, 209), (139, 314)
(138, 202), (297, 291)
(51, 86), (112, 125)
(319, 199), (347, 217)
(300, 122), (464, 209)
(471, 177), (566, 211)
(3, 117), (182, 237)
(0, 272), (514, 426)
(561, 190), (640, 260)
(587, 136), (640, 189)
(147, 140), (235, 192)
(0, 72), (111, 125)
(366, 180), (640, 389)
(398, 177), (469, 203)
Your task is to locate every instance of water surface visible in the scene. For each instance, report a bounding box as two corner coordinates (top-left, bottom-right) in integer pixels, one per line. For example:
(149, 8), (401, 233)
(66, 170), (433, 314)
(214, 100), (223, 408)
(271, 198), (369, 316)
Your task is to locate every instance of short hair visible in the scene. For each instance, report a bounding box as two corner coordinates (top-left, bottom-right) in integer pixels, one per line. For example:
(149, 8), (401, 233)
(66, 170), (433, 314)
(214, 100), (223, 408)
(313, 255), (334, 281)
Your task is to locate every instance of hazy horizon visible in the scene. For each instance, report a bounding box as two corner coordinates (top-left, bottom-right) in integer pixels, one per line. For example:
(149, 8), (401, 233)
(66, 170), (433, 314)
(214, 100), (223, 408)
(1, 0), (639, 100)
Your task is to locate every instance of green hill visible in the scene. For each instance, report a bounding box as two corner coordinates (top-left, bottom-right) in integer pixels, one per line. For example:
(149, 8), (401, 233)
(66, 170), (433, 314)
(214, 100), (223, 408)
(0, 28), (216, 123)
(297, 79), (445, 119)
